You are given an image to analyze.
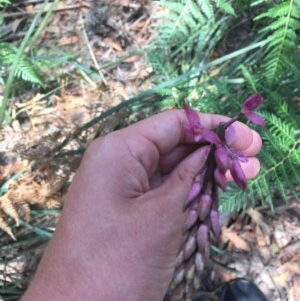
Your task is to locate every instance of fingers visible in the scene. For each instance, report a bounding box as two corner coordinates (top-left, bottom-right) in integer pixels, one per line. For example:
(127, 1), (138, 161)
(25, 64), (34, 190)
(123, 110), (261, 156)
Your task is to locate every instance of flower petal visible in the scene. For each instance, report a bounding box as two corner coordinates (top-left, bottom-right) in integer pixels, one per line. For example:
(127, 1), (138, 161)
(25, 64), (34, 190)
(225, 125), (235, 145)
(184, 102), (201, 129)
(202, 129), (222, 145)
(242, 94), (263, 113)
(245, 112), (266, 128)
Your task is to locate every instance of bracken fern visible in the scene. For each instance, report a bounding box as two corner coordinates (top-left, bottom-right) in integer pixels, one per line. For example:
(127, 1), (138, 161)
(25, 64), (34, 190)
(0, 42), (42, 85)
(252, 0), (300, 84)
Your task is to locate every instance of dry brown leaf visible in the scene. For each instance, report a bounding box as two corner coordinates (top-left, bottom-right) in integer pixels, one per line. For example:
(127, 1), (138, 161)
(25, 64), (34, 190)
(223, 229), (251, 251)
(256, 224), (266, 247)
(57, 36), (79, 46)
(104, 38), (123, 52)
(285, 261), (300, 274)
(273, 269), (291, 284)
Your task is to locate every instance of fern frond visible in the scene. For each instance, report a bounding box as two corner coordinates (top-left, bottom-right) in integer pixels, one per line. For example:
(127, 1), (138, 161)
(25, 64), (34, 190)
(0, 215), (16, 240)
(253, 0), (300, 84)
(220, 110), (300, 211)
(0, 196), (20, 226)
(214, 0), (236, 15)
(0, 42), (42, 85)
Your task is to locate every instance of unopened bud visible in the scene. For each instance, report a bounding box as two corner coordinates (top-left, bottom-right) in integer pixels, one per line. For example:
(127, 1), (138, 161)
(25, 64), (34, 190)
(241, 94), (263, 113)
(183, 182), (202, 210)
(215, 147), (231, 172)
(183, 208), (198, 232)
(214, 168), (227, 190)
(184, 235), (197, 260)
(198, 194), (212, 221)
(210, 209), (221, 238)
(197, 224), (209, 252)
(195, 252), (204, 273)
(230, 160), (247, 190)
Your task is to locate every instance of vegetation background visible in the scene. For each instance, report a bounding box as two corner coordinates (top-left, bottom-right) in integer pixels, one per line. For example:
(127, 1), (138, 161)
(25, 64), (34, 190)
(0, 0), (299, 300)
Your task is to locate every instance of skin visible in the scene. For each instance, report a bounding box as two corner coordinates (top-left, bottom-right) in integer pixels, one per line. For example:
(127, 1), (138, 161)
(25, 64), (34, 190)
(21, 110), (262, 301)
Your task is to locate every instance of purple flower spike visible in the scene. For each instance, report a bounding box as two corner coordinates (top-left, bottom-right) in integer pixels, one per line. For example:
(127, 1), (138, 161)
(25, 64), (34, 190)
(245, 112), (266, 128)
(214, 168), (227, 190)
(242, 94), (263, 113)
(230, 160), (247, 190)
(215, 146), (231, 172)
(198, 194), (212, 221)
(197, 224), (209, 252)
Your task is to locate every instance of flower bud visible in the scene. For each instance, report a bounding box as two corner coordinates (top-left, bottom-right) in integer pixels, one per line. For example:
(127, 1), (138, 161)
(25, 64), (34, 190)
(195, 252), (204, 273)
(184, 235), (197, 260)
(230, 160), (247, 190)
(214, 168), (227, 190)
(210, 209), (221, 238)
(241, 94), (263, 113)
(215, 146), (231, 172)
(183, 208), (198, 233)
(198, 194), (212, 221)
(197, 224), (209, 253)
(183, 182), (202, 210)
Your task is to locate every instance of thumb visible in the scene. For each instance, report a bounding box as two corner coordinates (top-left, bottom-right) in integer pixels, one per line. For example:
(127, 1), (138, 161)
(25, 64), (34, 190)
(158, 145), (210, 208)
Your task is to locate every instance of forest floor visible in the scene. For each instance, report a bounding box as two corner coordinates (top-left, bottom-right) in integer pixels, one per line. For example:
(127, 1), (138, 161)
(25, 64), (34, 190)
(0, 1), (299, 301)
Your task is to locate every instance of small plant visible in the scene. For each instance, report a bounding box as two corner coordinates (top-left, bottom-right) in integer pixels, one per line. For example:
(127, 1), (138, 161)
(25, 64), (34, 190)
(170, 94), (265, 300)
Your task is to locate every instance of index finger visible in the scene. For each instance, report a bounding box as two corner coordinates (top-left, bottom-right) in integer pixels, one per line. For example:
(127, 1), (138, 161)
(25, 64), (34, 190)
(123, 109), (261, 155)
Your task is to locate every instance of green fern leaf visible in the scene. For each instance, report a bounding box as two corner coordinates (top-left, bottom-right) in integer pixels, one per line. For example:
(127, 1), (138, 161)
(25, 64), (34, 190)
(253, 0), (300, 84)
(0, 42), (42, 85)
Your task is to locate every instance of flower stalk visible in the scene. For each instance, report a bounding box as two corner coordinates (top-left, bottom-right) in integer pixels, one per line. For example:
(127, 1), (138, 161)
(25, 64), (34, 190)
(169, 94), (265, 301)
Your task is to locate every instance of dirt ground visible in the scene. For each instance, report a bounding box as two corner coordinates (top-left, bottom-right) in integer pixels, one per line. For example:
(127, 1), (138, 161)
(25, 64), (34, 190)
(0, 1), (299, 301)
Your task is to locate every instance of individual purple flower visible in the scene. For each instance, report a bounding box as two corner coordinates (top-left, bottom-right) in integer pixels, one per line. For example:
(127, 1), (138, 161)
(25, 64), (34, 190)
(241, 93), (263, 113)
(184, 102), (221, 144)
(241, 94), (266, 128)
(230, 159), (247, 190)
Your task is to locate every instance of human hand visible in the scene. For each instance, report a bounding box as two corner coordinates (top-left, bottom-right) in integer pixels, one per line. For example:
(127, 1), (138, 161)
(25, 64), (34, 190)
(21, 110), (262, 301)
